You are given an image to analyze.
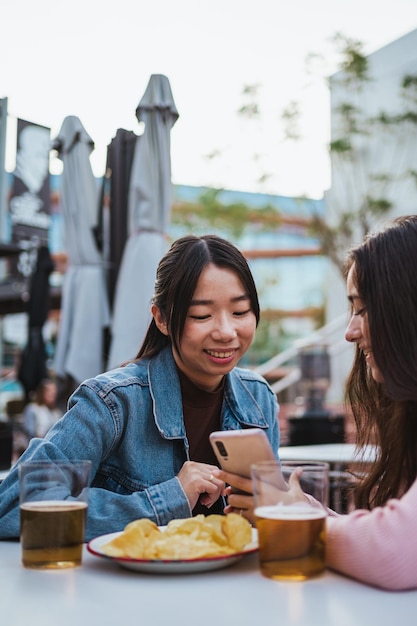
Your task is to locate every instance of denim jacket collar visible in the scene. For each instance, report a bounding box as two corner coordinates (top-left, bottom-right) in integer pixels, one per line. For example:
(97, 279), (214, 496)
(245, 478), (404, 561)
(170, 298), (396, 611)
(148, 347), (270, 439)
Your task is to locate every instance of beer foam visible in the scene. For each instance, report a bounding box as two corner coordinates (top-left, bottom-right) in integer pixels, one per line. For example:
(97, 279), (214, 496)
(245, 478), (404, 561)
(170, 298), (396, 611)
(255, 503), (326, 520)
(21, 501), (87, 511)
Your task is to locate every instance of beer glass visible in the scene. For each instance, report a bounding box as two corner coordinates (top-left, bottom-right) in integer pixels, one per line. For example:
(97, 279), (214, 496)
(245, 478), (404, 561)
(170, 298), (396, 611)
(251, 460), (329, 581)
(19, 460), (92, 569)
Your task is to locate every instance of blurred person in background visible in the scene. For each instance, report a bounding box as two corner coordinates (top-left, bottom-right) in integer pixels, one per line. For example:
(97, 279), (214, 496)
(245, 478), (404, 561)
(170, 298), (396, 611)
(23, 378), (63, 439)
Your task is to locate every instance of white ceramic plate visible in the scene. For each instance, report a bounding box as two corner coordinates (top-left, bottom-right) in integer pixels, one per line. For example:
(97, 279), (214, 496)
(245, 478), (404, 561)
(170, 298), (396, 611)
(87, 527), (258, 574)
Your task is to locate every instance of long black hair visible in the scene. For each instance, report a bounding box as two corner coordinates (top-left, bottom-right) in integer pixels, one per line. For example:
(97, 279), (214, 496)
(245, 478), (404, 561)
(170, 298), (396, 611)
(136, 234), (260, 360)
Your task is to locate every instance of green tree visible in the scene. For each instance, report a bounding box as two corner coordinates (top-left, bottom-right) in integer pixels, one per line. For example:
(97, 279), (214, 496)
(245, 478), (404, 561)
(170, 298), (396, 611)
(310, 33), (417, 275)
(172, 187), (282, 238)
(215, 33), (417, 277)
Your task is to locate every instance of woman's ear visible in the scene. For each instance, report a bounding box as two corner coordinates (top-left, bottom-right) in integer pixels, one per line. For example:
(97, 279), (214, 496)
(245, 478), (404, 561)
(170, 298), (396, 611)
(152, 304), (169, 336)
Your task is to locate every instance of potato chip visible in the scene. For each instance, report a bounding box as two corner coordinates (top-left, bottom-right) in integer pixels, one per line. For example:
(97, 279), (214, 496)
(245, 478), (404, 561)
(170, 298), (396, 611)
(101, 513), (252, 560)
(145, 533), (233, 560)
(201, 514), (230, 547)
(102, 519), (159, 558)
(222, 513), (252, 551)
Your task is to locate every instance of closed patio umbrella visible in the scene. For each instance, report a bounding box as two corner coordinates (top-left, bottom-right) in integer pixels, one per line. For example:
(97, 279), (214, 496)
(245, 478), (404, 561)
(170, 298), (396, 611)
(108, 75), (179, 369)
(53, 116), (110, 388)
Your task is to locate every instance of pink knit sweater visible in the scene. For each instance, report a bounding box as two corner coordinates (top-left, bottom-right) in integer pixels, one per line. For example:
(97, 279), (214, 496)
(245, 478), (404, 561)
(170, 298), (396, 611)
(326, 477), (417, 590)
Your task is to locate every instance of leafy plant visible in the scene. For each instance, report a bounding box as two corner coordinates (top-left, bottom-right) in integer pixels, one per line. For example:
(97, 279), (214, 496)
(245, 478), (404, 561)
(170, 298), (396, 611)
(308, 33), (417, 275)
(204, 33), (417, 277)
(172, 188), (282, 238)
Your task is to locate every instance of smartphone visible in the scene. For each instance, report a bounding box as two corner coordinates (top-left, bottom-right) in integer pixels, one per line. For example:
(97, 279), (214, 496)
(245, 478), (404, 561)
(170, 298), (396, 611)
(209, 428), (288, 491)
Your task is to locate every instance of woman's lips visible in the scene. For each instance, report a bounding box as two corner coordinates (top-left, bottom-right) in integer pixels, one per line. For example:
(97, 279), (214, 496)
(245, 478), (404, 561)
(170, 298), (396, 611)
(204, 349), (237, 365)
(205, 349), (235, 359)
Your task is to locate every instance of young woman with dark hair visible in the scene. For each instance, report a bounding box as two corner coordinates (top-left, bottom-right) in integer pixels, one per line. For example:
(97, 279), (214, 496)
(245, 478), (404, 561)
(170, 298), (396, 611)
(218, 216), (417, 590)
(0, 234), (279, 541)
(343, 215), (417, 510)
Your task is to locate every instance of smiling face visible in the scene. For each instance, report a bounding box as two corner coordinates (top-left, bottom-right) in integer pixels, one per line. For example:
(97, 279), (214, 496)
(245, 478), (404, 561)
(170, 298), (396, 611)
(345, 264), (384, 384)
(153, 263), (257, 391)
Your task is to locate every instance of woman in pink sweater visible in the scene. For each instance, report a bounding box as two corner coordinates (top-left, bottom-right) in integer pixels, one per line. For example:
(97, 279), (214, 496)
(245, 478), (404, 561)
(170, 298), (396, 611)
(217, 215), (417, 590)
(324, 214), (417, 590)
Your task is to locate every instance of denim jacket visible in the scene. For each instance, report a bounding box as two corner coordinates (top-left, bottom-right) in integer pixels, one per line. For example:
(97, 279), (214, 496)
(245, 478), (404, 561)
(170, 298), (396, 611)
(0, 347), (279, 541)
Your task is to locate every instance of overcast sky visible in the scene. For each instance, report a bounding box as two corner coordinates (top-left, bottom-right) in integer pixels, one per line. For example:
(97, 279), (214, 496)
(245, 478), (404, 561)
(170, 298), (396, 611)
(2, 0), (417, 198)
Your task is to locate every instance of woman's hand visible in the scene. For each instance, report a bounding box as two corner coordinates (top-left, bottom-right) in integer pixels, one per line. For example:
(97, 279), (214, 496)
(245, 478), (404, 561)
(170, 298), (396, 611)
(211, 468), (257, 525)
(177, 461), (225, 510)
(211, 467), (310, 525)
(275, 467), (310, 505)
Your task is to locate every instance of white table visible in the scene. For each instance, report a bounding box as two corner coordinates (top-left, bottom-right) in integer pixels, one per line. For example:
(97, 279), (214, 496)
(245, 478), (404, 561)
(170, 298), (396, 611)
(0, 540), (415, 626)
(279, 443), (378, 466)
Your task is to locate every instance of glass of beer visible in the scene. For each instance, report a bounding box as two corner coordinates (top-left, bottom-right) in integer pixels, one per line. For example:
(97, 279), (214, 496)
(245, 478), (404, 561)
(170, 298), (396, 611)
(251, 460), (329, 581)
(19, 459), (92, 569)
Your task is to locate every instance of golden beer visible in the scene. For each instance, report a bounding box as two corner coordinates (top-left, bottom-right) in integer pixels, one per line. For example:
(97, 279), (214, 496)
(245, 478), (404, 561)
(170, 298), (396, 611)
(255, 504), (326, 580)
(20, 500), (88, 569)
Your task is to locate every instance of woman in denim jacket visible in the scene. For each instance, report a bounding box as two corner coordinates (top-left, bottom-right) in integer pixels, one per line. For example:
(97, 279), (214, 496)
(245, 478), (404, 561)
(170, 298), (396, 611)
(0, 235), (279, 541)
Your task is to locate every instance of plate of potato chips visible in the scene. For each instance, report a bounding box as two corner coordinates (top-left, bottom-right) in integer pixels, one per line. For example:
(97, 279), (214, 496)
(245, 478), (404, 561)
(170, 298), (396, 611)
(87, 513), (258, 573)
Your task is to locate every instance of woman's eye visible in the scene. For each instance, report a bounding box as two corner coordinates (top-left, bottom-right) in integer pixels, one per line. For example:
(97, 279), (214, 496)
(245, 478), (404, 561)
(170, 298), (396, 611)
(353, 307), (367, 317)
(189, 314), (210, 320)
(234, 309), (251, 316)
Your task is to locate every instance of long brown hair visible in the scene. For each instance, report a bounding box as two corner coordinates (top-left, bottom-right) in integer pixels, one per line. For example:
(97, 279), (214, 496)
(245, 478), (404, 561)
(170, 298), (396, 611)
(345, 215), (417, 508)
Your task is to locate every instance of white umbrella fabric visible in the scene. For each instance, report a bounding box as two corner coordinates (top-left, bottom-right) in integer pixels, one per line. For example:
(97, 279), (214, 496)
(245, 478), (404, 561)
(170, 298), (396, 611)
(53, 116), (110, 385)
(107, 75), (179, 369)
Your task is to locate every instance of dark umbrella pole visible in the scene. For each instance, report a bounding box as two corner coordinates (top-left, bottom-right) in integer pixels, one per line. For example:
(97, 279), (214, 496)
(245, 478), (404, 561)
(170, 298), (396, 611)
(18, 245), (54, 401)
(103, 128), (137, 308)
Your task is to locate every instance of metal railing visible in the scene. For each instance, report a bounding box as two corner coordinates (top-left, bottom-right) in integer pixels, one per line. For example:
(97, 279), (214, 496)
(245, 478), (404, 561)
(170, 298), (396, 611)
(254, 313), (349, 395)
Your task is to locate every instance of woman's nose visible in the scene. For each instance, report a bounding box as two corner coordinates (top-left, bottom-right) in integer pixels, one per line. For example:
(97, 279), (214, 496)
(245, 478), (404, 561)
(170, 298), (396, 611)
(212, 315), (237, 340)
(345, 315), (361, 343)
